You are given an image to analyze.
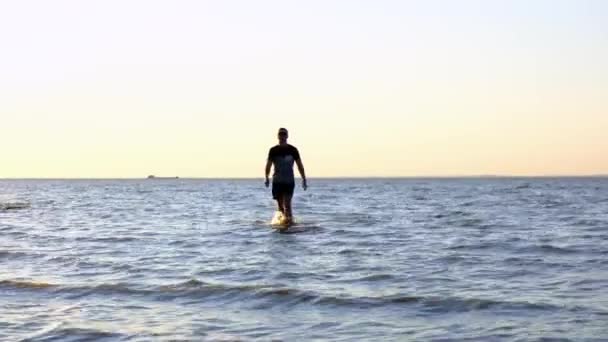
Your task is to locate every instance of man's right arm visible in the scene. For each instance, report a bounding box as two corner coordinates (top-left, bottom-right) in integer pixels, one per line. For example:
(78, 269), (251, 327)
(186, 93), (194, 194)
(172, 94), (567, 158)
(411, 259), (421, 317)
(265, 149), (273, 187)
(295, 158), (307, 191)
(265, 159), (272, 187)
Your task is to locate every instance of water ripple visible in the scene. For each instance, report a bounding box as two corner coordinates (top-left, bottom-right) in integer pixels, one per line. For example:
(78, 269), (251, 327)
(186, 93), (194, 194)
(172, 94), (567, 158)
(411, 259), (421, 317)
(1, 178), (607, 340)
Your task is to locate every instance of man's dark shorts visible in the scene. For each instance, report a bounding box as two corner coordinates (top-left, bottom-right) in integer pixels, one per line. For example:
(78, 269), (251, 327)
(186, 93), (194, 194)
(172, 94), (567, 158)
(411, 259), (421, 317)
(272, 182), (295, 200)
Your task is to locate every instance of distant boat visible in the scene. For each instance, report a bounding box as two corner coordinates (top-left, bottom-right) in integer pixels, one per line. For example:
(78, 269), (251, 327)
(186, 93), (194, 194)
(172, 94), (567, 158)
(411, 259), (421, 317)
(147, 175), (179, 179)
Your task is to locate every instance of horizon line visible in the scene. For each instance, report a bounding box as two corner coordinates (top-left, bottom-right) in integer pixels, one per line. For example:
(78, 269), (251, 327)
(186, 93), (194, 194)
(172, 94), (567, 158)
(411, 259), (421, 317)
(1, 175), (607, 180)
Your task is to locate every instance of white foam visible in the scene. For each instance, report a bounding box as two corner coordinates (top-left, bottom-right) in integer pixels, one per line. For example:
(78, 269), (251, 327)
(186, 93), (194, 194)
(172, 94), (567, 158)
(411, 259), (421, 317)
(270, 211), (297, 226)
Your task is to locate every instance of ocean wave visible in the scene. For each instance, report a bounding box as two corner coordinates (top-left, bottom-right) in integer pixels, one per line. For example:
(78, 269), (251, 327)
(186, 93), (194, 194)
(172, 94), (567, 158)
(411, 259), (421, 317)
(521, 244), (580, 255)
(91, 236), (139, 243)
(348, 274), (395, 282)
(573, 218), (607, 227)
(22, 325), (129, 342)
(449, 242), (581, 255)
(0, 250), (32, 260)
(0, 280), (56, 289)
(0, 278), (596, 314)
(0, 201), (30, 211)
(447, 242), (501, 250)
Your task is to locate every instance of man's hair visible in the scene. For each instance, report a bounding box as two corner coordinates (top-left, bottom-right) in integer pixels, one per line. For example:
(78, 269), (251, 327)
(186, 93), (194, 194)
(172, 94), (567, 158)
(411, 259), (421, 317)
(278, 128), (288, 134)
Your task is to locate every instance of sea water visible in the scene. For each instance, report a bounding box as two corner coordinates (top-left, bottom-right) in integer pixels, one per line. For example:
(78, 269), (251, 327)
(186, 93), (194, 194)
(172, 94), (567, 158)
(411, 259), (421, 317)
(1, 178), (607, 340)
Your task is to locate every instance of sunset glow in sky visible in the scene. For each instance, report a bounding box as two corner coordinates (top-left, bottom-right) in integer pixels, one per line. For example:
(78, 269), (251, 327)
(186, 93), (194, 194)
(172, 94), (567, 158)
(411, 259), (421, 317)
(1, 0), (607, 177)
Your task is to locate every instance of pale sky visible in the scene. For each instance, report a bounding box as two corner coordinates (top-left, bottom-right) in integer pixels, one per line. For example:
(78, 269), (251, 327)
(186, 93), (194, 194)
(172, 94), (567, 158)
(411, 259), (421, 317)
(1, 0), (607, 178)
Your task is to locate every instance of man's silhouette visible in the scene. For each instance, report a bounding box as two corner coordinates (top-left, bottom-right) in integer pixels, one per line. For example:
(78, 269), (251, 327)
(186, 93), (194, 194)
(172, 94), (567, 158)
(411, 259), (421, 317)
(265, 128), (307, 224)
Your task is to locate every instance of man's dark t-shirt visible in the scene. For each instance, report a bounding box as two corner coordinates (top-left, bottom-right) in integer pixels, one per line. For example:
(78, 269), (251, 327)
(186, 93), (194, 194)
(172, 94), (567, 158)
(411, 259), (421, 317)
(268, 144), (300, 184)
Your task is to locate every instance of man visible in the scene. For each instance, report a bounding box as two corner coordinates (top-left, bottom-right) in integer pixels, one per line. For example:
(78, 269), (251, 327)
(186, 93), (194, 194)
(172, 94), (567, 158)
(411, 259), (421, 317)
(265, 127), (307, 224)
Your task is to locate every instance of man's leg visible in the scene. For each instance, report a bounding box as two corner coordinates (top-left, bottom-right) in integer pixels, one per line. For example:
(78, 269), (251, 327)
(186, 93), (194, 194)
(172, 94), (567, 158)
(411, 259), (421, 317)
(284, 194), (293, 222)
(276, 196), (285, 213)
(283, 183), (295, 222)
(273, 183), (284, 213)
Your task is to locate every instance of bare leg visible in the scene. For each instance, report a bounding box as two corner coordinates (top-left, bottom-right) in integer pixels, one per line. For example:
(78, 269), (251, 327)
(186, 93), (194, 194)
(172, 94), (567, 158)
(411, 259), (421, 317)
(278, 192), (288, 214)
(284, 195), (293, 222)
(276, 197), (285, 214)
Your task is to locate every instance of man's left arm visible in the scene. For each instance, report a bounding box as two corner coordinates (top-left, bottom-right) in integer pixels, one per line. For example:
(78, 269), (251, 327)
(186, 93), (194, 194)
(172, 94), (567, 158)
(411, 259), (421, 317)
(295, 158), (307, 190)
(265, 159), (272, 187)
(265, 149), (273, 187)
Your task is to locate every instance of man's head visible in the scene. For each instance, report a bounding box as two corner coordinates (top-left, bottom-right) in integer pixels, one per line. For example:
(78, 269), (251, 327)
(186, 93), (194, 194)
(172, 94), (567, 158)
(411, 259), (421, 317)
(277, 127), (288, 144)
